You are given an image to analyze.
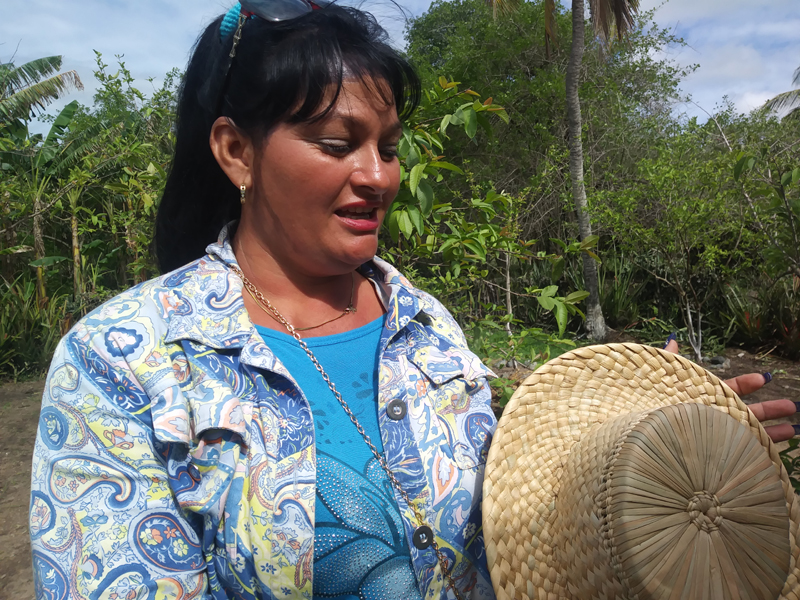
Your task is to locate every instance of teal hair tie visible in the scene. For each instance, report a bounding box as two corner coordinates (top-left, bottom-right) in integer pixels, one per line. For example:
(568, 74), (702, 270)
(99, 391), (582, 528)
(220, 3), (242, 39)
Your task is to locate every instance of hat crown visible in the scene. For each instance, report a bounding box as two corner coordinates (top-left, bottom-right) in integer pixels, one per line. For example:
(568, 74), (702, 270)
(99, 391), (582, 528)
(554, 402), (790, 599)
(483, 343), (800, 600)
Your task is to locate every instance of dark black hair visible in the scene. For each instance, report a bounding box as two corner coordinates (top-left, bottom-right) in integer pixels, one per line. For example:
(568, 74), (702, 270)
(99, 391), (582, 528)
(155, 4), (421, 273)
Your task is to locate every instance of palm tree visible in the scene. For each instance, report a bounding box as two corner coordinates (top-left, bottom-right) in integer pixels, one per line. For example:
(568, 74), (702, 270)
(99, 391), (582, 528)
(567, 0), (639, 341)
(488, 0), (640, 341)
(2, 100), (81, 303)
(0, 55), (83, 129)
(764, 66), (800, 119)
(0, 56), (84, 301)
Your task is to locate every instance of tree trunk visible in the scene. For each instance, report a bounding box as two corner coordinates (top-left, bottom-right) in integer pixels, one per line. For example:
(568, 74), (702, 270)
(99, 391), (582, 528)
(106, 200), (127, 288)
(566, 0), (606, 341)
(33, 192), (47, 305)
(683, 300), (703, 363)
(504, 252), (517, 368)
(70, 194), (82, 304)
(504, 252), (513, 336)
(1, 193), (18, 282)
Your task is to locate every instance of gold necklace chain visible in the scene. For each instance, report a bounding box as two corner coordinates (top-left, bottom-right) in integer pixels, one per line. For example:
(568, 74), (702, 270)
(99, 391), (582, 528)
(243, 271), (356, 332)
(229, 263), (464, 600)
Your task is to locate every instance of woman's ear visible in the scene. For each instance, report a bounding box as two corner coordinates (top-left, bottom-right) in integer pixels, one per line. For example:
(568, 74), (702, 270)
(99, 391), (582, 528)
(209, 117), (254, 189)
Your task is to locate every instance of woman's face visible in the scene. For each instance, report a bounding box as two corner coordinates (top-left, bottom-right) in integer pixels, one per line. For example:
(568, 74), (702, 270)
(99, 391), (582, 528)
(244, 77), (402, 277)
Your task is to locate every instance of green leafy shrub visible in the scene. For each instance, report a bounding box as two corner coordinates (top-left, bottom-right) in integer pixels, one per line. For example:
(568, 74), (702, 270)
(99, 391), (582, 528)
(0, 277), (70, 378)
(724, 280), (800, 358)
(780, 439), (800, 495)
(463, 319), (575, 406)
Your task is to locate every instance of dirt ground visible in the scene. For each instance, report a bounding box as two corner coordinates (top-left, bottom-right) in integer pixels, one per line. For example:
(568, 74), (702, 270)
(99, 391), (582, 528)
(0, 379), (43, 600)
(2, 346), (800, 597)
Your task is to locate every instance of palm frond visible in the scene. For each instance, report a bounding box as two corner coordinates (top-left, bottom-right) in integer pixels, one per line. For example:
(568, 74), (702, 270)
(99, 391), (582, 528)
(792, 65), (800, 87)
(485, 0), (522, 20)
(49, 134), (104, 177)
(589, 0), (640, 42)
(764, 89), (800, 113)
(3, 100), (104, 179)
(0, 70), (83, 122)
(545, 0), (558, 58)
(783, 106), (800, 121)
(50, 113), (119, 180)
(35, 101), (79, 169)
(0, 56), (64, 96)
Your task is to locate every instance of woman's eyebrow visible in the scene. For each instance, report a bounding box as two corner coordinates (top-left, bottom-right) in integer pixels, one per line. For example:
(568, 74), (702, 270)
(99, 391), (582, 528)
(322, 114), (403, 136)
(387, 121), (403, 136)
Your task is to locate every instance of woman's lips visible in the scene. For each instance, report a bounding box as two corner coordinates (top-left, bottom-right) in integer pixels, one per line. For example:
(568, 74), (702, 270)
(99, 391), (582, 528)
(335, 207), (380, 231)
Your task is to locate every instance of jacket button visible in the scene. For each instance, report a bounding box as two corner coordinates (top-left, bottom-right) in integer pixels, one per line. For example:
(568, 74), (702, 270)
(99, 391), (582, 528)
(387, 399), (407, 420)
(187, 463), (201, 482)
(412, 525), (433, 549)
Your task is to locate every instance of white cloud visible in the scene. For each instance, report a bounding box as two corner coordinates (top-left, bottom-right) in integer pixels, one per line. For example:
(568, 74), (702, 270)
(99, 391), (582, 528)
(687, 44), (765, 83)
(737, 90), (777, 112)
(639, 0), (799, 118)
(699, 18), (800, 44)
(640, 0), (795, 24)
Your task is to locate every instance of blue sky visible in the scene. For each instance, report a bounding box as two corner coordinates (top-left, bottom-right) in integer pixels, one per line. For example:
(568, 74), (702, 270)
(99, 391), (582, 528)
(1, 0), (798, 132)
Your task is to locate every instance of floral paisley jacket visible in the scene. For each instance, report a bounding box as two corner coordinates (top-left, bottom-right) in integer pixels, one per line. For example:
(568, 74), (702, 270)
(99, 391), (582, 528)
(30, 229), (498, 600)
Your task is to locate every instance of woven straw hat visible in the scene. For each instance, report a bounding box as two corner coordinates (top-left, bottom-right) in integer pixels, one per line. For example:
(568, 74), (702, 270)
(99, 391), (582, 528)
(483, 343), (800, 600)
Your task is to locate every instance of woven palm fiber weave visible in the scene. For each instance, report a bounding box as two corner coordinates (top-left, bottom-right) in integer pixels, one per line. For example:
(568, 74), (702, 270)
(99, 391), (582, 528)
(483, 343), (800, 600)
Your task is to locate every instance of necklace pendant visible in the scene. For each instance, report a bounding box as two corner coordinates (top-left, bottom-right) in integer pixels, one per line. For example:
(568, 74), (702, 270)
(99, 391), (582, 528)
(345, 305), (356, 314)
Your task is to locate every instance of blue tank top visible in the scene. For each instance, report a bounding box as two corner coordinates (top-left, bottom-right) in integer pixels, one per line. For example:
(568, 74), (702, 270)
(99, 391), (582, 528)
(256, 317), (423, 600)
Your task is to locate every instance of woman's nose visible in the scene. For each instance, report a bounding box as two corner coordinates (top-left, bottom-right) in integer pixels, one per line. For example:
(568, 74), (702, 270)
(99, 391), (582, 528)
(352, 146), (394, 194)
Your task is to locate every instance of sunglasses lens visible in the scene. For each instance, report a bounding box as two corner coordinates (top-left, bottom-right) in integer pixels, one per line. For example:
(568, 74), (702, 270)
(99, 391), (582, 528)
(240, 0), (313, 21)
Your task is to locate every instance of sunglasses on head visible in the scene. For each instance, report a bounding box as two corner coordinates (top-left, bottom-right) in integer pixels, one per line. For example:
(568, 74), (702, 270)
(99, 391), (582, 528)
(226, 0), (333, 58)
(238, 0), (332, 24)
(207, 0), (332, 114)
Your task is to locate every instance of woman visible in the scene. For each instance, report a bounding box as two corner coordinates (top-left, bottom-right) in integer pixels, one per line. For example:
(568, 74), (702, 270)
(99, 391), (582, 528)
(29, 2), (796, 599)
(31, 4), (492, 599)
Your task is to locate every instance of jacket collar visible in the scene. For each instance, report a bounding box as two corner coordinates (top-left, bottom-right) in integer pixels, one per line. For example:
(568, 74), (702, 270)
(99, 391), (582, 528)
(163, 224), (431, 370)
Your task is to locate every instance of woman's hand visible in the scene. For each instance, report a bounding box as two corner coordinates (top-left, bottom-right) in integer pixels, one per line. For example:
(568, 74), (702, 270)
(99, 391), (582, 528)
(665, 338), (797, 442)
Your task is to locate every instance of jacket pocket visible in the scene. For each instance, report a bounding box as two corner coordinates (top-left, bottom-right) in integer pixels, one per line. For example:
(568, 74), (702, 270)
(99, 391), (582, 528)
(149, 350), (252, 518)
(407, 344), (496, 470)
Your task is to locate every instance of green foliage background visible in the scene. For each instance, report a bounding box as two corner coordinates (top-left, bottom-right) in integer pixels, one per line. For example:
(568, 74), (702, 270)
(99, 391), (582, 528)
(1, 0), (799, 388)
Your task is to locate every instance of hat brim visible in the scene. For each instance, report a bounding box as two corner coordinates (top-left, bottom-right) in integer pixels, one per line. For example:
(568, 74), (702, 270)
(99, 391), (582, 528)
(482, 343), (800, 600)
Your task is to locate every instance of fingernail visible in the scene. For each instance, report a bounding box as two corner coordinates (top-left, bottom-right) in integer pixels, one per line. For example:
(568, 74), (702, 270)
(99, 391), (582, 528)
(762, 372), (773, 385)
(793, 424), (800, 437)
(662, 332), (677, 349)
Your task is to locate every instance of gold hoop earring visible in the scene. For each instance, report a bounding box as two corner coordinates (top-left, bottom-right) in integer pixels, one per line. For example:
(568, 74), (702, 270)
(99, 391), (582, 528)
(240, 184), (246, 205)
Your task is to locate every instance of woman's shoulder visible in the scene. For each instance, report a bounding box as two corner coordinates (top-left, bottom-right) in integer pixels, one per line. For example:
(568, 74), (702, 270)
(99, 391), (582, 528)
(77, 255), (227, 330)
(59, 254), (245, 384)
